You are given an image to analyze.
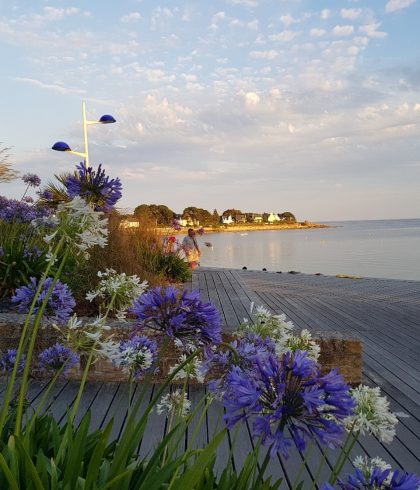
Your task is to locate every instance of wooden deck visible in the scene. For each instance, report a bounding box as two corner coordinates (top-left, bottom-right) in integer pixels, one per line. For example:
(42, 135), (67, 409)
(3, 268), (420, 483)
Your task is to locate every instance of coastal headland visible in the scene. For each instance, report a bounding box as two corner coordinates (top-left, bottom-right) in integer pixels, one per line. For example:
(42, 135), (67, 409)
(160, 221), (330, 234)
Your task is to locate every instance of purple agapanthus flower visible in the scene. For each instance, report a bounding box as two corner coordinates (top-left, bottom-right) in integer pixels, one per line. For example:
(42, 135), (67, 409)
(38, 190), (54, 201)
(324, 467), (420, 490)
(198, 227), (205, 236)
(172, 219), (182, 231)
(23, 246), (43, 260)
(23, 196), (34, 203)
(65, 161), (122, 212)
(130, 286), (222, 349)
(0, 196), (51, 224)
(222, 350), (355, 458)
(38, 343), (79, 375)
(22, 173), (41, 188)
(114, 335), (158, 379)
(0, 349), (25, 374)
(12, 277), (76, 324)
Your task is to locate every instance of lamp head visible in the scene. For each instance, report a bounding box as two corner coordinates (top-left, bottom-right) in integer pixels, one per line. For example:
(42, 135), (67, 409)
(52, 141), (71, 152)
(99, 114), (116, 124)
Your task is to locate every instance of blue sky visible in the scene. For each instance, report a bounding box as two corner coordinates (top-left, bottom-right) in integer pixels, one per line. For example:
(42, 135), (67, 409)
(1, 0), (419, 220)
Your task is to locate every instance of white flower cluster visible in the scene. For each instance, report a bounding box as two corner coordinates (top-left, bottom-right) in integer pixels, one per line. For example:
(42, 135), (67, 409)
(86, 268), (148, 320)
(113, 345), (154, 375)
(157, 390), (191, 418)
(345, 385), (398, 443)
(353, 455), (392, 481)
(168, 354), (205, 383)
(57, 314), (116, 361)
(37, 197), (108, 260)
(237, 304), (320, 361)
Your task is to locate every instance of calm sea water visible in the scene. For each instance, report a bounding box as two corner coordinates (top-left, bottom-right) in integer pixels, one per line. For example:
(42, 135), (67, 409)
(194, 219), (420, 281)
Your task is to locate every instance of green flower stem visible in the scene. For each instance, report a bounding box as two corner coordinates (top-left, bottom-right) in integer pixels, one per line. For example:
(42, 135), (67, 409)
(69, 348), (95, 424)
(14, 245), (70, 434)
(292, 442), (314, 489)
(0, 236), (65, 431)
(329, 432), (358, 485)
(311, 447), (329, 490)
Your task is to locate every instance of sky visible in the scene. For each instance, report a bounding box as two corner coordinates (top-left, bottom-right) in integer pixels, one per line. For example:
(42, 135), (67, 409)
(1, 0), (419, 221)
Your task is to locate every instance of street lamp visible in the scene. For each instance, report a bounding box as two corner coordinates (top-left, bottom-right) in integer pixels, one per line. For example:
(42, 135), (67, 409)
(52, 101), (116, 166)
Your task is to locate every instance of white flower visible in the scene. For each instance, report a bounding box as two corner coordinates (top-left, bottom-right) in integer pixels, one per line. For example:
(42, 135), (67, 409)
(168, 354), (205, 383)
(85, 268), (148, 320)
(345, 385), (398, 443)
(276, 329), (320, 361)
(237, 304), (294, 341)
(113, 345), (154, 375)
(353, 456), (392, 483)
(157, 390), (191, 418)
(45, 251), (58, 264)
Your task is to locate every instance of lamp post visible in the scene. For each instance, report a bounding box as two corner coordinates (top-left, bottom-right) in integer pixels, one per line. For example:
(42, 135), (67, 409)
(52, 101), (116, 166)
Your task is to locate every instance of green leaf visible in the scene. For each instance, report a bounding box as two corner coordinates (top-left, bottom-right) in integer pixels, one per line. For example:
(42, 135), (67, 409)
(63, 411), (91, 488)
(14, 437), (44, 490)
(172, 429), (227, 490)
(0, 453), (19, 490)
(85, 420), (114, 489)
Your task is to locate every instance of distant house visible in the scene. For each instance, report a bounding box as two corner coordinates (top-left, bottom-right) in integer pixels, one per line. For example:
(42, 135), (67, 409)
(120, 218), (140, 228)
(178, 218), (188, 227)
(235, 214), (247, 224)
(267, 212), (281, 223)
(222, 215), (234, 225)
(247, 213), (263, 223)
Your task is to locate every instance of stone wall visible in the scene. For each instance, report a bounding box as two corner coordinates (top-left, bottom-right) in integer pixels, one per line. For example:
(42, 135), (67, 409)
(0, 313), (363, 386)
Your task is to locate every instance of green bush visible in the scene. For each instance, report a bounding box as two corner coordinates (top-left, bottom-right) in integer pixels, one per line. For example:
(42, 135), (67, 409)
(155, 253), (191, 283)
(0, 221), (52, 299)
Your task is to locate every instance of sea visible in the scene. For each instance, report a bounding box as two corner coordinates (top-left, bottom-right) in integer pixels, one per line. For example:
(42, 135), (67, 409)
(194, 219), (420, 281)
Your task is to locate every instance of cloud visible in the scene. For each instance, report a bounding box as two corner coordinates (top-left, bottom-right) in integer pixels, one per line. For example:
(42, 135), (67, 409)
(249, 49), (278, 59)
(228, 0), (258, 6)
(359, 23), (387, 38)
(320, 9), (331, 19)
(310, 28), (326, 37)
(13, 77), (86, 95)
(385, 0), (416, 13)
(243, 91), (260, 106)
(269, 30), (300, 42)
(340, 8), (363, 19)
(120, 12), (142, 23)
(332, 25), (355, 36)
(279, 14), (299, 26)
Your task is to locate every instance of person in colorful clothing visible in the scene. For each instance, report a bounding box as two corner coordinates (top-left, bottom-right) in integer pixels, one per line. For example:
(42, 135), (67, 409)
(182, 228), (201, 269)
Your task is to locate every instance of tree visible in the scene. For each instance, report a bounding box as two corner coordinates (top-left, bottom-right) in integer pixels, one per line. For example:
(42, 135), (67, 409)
(278, 211), (296, 222)
(182, 206), (213, 225)
(0, 144), (18, 183)
(222, 209), (242, 217)
(212, 209), (220, 224)
(134, 204), (175, 225)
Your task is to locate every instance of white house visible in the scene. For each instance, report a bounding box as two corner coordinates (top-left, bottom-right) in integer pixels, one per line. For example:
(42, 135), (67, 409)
(267, 212), (281, 223)
(120, 218), (140, 228)
(222, 215), (234, 225)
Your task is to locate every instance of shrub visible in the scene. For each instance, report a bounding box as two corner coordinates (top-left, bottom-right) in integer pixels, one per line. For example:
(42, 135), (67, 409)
(155, 253), (191, 283)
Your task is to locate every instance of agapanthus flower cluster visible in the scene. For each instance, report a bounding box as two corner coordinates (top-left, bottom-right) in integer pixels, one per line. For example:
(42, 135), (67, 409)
(23, 246), (43, 260)
(0, 349), (25, 374)
(113, 335), (157, 379)
(237, 305), (294, 342)
(65, 162), (122, 212)
(157, 389), (191, 418)
(12, 277), (76, 324)
(197, 227), (205, 236)
(59, 315), (115, 360)
(22, 173), (41, 188)
(205, 333), (277, 395)
(0, 196), (50, 224)
(86, 269), (148, 320)
(324, 458), (420, 490)
(39, 196), (108, 260)
(130, 286), (222, 350)
(237, 305), (320, 361)
(38, 343), (79, 375)
(168, 354), (205, 383)
(344, 385), (398, 443)
(23, 196), (34, 203)
(222, 350), (354, 458)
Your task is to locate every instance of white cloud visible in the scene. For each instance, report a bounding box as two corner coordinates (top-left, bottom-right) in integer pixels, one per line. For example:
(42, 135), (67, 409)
(385, 0), (416, 13)
(14, 77), (85, 95)
(320, 9), (331, 19)
(340, 8), (363, 19)
(120, 12), (142, 23)
(332, 25), (355, 36)
(228, 0), (258, 6)
(359, 23), (387, 38)
(244, 91), (260, 106)
(279, 14), (299, 26)
(310, 28), (326, 37)
(269, 30), (300, 42)
(249, 49), (278, 59)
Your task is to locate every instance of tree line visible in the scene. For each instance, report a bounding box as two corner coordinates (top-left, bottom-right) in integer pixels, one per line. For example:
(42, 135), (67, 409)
(133, 204), (296, 226)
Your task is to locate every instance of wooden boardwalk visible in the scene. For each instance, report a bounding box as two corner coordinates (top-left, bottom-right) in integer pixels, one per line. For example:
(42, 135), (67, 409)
(3, 268), (420, 483)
